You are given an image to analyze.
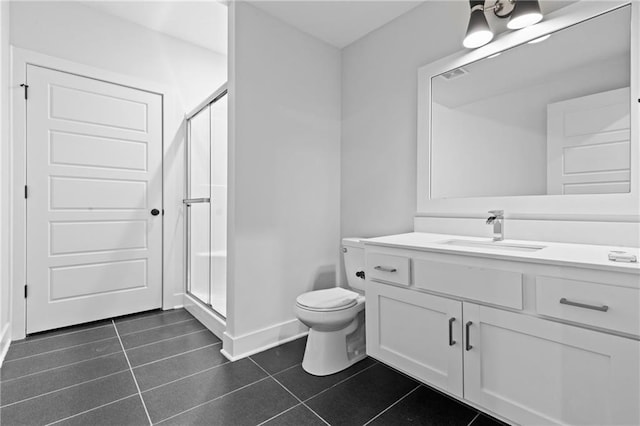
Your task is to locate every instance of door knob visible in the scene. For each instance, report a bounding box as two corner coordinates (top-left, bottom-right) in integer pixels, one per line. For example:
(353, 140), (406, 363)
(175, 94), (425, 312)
(151, 209), (160, 216)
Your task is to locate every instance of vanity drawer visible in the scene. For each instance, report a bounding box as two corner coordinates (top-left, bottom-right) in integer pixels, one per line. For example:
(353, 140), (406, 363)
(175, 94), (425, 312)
(413, 259), (523, 309)
(367, 253), (411, 286)
(536, 277), (640, 336)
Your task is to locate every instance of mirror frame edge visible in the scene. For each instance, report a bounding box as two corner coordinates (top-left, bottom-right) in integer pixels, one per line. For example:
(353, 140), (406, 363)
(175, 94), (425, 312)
(416, 0), (638, 222)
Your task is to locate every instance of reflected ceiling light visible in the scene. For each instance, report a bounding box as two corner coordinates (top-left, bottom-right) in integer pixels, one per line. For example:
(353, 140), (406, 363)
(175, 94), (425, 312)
(528, 34), (551, 44)
(463, 0), (543, 49)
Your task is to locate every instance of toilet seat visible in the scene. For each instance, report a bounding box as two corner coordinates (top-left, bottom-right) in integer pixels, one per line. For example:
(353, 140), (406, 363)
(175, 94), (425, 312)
(296, 288), (359, 312)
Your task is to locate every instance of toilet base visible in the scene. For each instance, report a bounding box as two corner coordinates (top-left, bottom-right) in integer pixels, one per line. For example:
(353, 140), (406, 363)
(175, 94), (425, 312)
(302, 311), (366, 376)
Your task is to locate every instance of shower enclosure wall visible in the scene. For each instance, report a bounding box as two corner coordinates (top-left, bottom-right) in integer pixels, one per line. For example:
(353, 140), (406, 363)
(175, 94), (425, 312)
(184, 85), (227, 320)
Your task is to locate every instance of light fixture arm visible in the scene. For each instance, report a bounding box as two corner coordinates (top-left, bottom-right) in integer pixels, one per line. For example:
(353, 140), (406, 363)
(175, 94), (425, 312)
(482, 0), (516, 19)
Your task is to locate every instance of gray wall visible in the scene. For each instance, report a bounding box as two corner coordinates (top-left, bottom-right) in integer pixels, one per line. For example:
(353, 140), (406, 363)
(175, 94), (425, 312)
(340, 1), (576, 239)
(340, 1), (468, 239)
(227, 2), (342, 344)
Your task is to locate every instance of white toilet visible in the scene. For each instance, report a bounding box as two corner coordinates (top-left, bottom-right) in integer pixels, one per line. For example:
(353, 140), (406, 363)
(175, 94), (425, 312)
(295, 238), (366, 376)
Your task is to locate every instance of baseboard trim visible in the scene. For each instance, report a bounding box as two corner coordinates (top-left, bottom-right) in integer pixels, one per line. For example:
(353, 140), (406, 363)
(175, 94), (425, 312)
(165, 292), (185, 311)
(183, 293), (226, 342)
(0, 323), (12, 366)
(221, 318), (308, 361)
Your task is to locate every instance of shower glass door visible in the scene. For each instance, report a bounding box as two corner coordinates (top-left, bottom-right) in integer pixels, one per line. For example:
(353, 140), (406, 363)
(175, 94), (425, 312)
(185, 89), (227, 318)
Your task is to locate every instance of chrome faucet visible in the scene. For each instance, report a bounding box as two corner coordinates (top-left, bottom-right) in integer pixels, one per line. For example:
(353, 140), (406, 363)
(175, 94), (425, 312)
(486, 210), (504, 241)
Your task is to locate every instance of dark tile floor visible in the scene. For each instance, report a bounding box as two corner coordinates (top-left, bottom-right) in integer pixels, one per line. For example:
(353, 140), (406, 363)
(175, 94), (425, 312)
(0, 309), (507, 426)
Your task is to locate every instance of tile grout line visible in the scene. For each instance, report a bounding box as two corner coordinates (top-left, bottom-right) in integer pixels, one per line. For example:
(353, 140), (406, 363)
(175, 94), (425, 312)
(4, 325), (214, 369)
(264, 361), (302, 377)
(117, 318), (200, 338)
(255, 403), (303, 426)
(139, 358), (232, 394)
(132, 342), (221, 369)
(247, 357), (330, 426)
(362, 384), (421, 426)
(124, 329), (213, 353)
(300, 361), (379, 404)
(112, 320), (153, 426)
(7, 315), (202, 363)
(9, 323), (114, 347)
(467, 412), (481, 426)
(154, 376), (273, 425)
(44, 393), (140, 426)
(3, 335), (120, 363)
(0, 368), (131, 408)
(1, 350), (124, 383)
(114, 309), (188, 326)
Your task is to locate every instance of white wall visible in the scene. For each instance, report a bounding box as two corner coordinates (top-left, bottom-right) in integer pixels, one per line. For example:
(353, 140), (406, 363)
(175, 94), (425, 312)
(341, 1), (469, 239)
(225, 2), (341, 358)
(0, 0), (11, 361)
(8, 2), (227, 334)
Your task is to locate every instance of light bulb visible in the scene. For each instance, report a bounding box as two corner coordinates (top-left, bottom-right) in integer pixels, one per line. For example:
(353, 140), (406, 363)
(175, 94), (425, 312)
(464, 7), (494, 48)
(508, 0), (543, 30)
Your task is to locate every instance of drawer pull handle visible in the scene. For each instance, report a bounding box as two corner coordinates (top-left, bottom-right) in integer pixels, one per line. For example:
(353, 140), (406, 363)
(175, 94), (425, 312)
(448, 317), (456, 346)
(465, 321), (473, 351)
(374, 266), (397, 273)
(559, 298), (609, 312)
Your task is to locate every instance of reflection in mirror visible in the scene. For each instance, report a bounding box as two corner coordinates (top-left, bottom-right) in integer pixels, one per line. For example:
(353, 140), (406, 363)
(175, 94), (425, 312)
(431, 5), (630, 199)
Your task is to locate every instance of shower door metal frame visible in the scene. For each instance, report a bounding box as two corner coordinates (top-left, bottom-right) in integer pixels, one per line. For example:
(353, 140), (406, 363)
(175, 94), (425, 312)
(184, 83), (227, 318)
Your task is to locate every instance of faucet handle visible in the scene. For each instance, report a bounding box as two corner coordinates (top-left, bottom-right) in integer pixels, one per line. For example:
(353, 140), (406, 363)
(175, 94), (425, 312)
(488, 209), (504, 218)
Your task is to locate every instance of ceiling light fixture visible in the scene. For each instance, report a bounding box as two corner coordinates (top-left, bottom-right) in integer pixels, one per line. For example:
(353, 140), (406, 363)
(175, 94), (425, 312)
(463, 0), (543, 49)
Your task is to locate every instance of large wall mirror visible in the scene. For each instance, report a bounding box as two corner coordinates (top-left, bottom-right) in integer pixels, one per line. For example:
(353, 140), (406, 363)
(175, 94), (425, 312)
(417, 1), (638, 217)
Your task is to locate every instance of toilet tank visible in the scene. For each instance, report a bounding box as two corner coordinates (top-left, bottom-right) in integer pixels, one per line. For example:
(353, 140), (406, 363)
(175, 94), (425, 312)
(342, 237), (365, 292)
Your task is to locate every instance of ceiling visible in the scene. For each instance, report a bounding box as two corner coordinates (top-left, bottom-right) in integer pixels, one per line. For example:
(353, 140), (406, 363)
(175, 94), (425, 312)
(83, 0), (426, 54)
(81, 1), (228, 56)
(78, 1), (572, 55)
(248, 1), (425, 48)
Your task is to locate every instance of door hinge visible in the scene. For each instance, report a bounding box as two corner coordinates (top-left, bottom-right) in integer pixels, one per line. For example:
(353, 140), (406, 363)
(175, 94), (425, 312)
(24, 285), (28, 298)
(24, 185), (28, 199)
(19, 83), (29, 100)
(162, 209), (165, 216)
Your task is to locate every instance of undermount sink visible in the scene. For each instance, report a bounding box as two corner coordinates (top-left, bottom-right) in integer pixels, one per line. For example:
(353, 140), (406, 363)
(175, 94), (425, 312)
(438, 239), (546, 252)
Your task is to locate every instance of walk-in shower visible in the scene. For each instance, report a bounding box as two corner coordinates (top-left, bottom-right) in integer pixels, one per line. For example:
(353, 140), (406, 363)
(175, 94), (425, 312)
(184, 84), (227, 320)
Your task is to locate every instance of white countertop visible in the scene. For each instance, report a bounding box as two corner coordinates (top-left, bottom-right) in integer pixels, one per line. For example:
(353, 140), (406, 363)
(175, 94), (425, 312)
(363, 232), (640, 274)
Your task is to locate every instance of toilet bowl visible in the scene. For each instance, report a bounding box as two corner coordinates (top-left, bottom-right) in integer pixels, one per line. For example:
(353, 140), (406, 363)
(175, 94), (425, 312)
(295, 238), (366, 376)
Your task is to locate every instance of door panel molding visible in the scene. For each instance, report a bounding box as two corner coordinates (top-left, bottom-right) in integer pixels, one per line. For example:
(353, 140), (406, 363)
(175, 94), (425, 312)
(10, 47), (178, 339)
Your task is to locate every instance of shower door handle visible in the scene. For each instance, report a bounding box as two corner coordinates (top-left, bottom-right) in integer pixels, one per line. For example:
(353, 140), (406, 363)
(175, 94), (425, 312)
(183, 198), (211, 206)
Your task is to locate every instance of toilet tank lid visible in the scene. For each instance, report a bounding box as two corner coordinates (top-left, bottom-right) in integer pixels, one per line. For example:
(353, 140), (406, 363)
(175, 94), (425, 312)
(342, 237), (364, 248)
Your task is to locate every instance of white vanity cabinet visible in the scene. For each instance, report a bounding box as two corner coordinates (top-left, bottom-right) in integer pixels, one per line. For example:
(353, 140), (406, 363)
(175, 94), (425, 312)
(463, 303), (639, 426)
(366, 281), (464, 397)
(364, 242), (640, 426)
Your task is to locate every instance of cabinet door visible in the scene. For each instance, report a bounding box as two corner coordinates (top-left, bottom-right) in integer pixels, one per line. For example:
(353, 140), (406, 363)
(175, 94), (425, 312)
(463, 303), (640, 426)
(366, 281), (463, 396)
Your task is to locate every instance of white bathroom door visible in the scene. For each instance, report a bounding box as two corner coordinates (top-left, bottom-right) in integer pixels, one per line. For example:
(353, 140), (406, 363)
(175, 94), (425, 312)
(25, 65), (163, 333)
(547, 87), (630, 195)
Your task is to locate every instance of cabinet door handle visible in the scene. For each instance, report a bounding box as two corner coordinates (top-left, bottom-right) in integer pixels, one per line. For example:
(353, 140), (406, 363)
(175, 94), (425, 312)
(559, 298), (608, 312)
(374, 266), (397, 273)
(465, 321), (473, 351)
(448, 317), (456, 346)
